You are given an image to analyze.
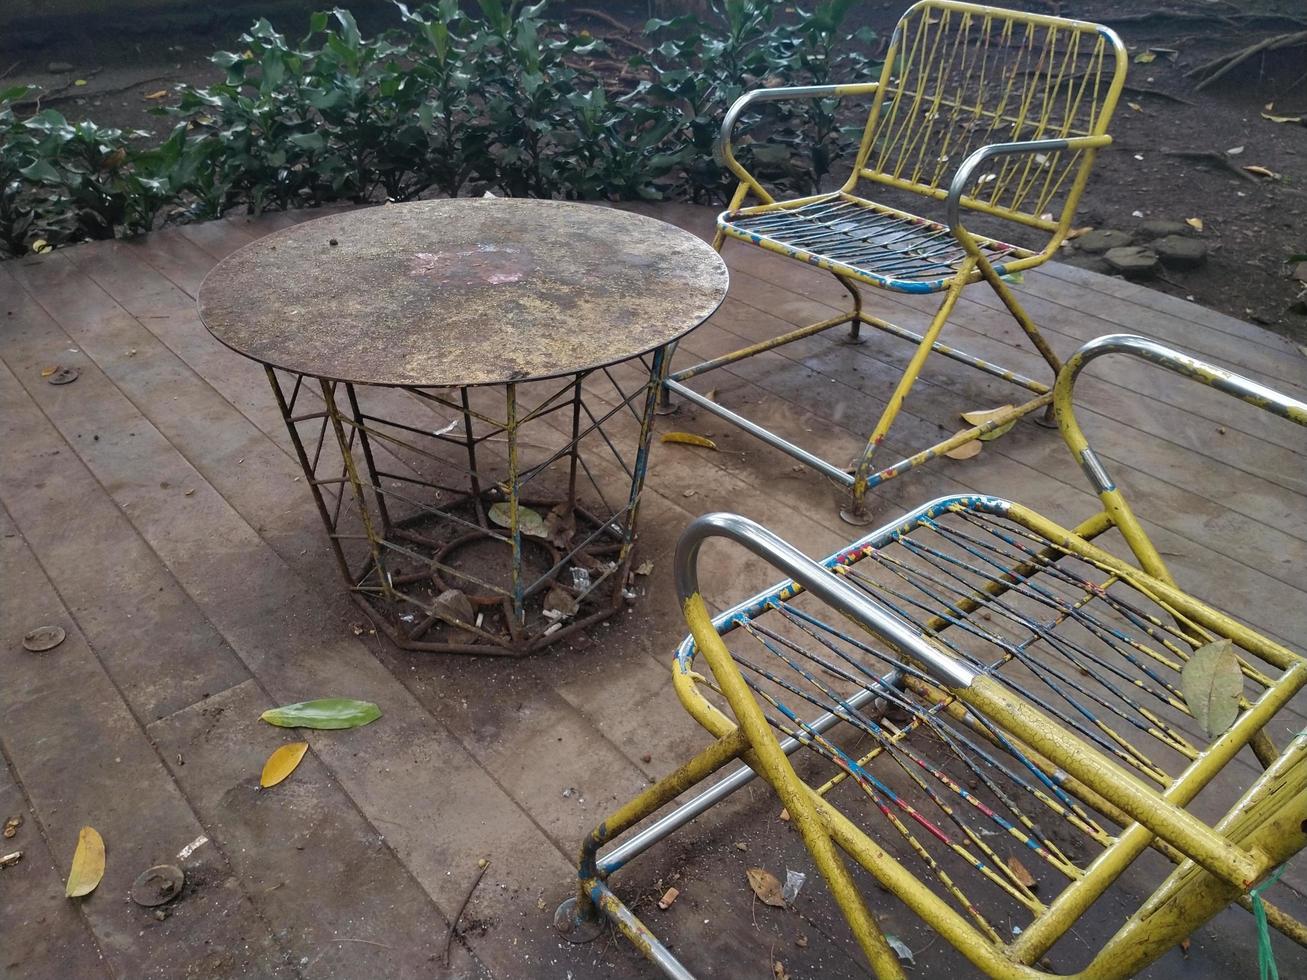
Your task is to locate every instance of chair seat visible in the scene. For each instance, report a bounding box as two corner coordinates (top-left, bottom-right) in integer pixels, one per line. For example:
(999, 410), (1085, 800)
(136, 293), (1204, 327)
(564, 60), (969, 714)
(675, 495), (1301, 946)
(718, 194), (1027, 293)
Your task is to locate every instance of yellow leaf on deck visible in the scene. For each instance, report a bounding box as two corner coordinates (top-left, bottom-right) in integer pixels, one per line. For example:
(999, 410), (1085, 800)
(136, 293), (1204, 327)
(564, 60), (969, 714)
(65, 826), (105, 898)
(1126, 101), (1142, 112)
(661, 432), (718, 450)
(1242, 165), (1280, 179)
(144, 90), (169, 100)
(260, 741), (309, 788)
(960, 406), (1017, 442)
(1261, 112), (1303, 124)
(1134, 50), (1156, 63)
(1185, 217), (1203, 232)
(960, 405), (1014, 426)
(943, 434), (983, 460)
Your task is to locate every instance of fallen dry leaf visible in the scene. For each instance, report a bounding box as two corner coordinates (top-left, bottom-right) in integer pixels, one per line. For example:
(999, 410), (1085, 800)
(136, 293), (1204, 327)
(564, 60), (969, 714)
(487, 501), (548, 539)
(1262, 111), (1303, 124)
(65, 826), (105, 898)
(747, 867), (786, 907)
(1180, 937), (1191, 957)
(657, 886), (679, 909)
(1181, 638), (1243, 738)
(773, 960), (790, 980)
(0, 850), (21, 869)
(778, 807), (790, 822)
(943, 434), (984, 460)
(1065, 226), (1094, 240)
(960, 405), (1017, 441)
(144, 89), (169, 100)
(1133, 50), (1155, 63)
(1126, 101), (1142, 112)
(1008, 855), (1037, 890)
(661, 432), (718, 450)
(40, 365), (58, 378)
(796, 934), (808, 949)
(1185, 217), (1204, 233)
(260, 741), (309, 788)
(1242, 165), (1280, 179)
(3, 814), (21, 839)
(634, 560), (654, 576)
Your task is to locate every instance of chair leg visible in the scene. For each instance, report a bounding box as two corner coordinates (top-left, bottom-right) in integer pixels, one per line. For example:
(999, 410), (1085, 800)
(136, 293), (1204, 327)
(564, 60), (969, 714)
(836, 273), (865, 344)
(557, 730), (750, 946)
(843, 279), (967, 525)
(654, 338), (681, 415)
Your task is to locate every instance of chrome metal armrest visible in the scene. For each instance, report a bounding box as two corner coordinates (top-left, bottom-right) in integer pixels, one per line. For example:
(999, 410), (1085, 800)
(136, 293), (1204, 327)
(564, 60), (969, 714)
(674, 511), (977, 689)
(944, 134), (1111, 244)
(1055, 333), (1307, 496)
(716, 83), (880, 202)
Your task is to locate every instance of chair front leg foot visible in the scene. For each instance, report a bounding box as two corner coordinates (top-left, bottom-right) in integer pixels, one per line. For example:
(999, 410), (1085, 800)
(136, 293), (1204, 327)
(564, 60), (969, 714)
(1036, 400), (1058, 428)
(555, 889), (607, 944)
(840, 317), (867, 346)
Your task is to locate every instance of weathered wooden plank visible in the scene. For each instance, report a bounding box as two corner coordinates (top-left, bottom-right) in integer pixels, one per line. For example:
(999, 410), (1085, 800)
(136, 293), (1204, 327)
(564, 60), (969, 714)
(0, 752), (108, 979)
(0, 262), (582, 977)
(0, 505), (295, 978)
(146, 679), (485, 979)
(1041, 260), (1304, 356)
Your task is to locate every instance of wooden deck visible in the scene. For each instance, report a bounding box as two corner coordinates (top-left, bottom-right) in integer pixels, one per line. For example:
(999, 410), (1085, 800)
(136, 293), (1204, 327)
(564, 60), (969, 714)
(2, 201), (1305, 980)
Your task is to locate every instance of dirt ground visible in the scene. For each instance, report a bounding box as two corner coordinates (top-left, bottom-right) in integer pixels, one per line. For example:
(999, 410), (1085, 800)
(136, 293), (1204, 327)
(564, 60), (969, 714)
(2, 0), (1305, 341)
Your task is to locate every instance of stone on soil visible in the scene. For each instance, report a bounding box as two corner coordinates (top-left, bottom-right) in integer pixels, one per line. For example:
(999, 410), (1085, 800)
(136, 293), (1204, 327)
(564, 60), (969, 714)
(1136, 219), (1192, 240)
(1104, 245), (1160, 279)
(1074, 228), (1133, 254)
(1153, 235), (1207, 270)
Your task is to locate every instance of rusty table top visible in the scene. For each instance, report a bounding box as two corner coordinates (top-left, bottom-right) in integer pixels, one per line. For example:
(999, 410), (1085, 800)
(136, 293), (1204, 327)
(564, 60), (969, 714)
(197, 199), (729, 387)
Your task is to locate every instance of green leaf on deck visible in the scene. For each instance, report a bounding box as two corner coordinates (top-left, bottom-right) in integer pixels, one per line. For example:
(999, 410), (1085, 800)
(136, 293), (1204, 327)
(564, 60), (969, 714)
(260, 698), (381, 730)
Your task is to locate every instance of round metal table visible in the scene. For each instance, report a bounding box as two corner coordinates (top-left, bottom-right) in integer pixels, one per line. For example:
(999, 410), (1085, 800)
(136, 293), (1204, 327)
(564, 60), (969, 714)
(198, 198), (727, 654)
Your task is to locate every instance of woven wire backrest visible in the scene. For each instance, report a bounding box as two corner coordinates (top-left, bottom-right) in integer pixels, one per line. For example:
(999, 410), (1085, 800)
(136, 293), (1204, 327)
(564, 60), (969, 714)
(690, 501), (1299, 955)
(857, 1), (1125, 229)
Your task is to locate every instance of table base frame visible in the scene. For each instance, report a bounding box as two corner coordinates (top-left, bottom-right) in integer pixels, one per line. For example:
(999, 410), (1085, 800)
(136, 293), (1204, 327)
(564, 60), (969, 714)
(265, 347), (667, 655)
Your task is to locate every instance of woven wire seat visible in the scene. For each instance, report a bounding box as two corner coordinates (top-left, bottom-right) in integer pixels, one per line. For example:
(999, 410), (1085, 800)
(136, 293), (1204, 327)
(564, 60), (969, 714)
(561, 335), (1307, 979)
(719, 194), (1025, 292)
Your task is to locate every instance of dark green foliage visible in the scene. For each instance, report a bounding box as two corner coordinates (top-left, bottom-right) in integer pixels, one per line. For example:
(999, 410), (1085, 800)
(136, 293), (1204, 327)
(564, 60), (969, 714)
(0, 1), (876, 259)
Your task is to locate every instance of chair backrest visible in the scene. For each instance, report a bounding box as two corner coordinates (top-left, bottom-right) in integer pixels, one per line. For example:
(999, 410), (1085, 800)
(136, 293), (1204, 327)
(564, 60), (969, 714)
(852, 0), (1127, 232)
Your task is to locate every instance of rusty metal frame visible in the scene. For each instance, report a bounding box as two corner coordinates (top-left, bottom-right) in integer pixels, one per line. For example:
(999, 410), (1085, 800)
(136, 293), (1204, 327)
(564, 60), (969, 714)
(264, 345), (668, 655)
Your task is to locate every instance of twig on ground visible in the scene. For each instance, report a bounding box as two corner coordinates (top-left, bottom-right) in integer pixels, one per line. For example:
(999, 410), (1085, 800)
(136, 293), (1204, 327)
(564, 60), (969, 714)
(15, 71), (174, 110)
(442, 859), (490, 969)
(1123, 84), (1195, 106)
(1158, 149), (1260, 182)
(1188, 32), (1307, 92)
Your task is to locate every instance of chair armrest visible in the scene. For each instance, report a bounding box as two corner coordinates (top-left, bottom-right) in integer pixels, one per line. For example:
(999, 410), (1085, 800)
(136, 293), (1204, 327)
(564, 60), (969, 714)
(674, 511), (977, 689)
(944, 134), (1111, 246)
(1054, 334), (1307, 497)
(717, 83), (880, 204)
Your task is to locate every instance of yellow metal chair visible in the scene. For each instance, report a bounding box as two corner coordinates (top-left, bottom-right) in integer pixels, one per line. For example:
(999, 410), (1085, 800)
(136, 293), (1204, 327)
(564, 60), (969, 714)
(662, 1), (1128, 523)
(559, 335), (1307, 978)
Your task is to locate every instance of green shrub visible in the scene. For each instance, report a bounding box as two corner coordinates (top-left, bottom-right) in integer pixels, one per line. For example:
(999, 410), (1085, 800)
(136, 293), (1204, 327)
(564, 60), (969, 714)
(0, 0), (877, 258)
